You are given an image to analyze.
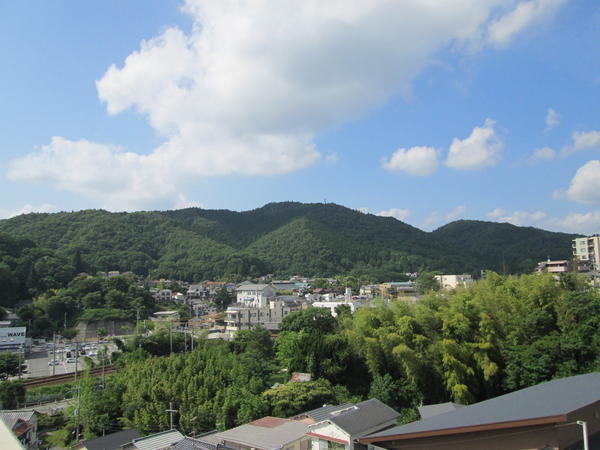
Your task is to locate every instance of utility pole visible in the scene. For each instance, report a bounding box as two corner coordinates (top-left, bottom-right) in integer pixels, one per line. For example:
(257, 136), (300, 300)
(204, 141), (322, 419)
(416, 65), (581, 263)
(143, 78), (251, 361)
(52, 333), (56, 376)
(184, 327), (187, 353)
(74, 341), (79, 385)
(74, 384), (81, 443)
(169, 324), (173, 354)
(64, 312), (67, 329)
(166, 402), (178, 430)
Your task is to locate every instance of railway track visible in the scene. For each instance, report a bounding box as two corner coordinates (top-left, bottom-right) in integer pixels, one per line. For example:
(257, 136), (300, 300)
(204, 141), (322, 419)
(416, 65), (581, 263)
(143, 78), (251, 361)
(23, 366), (117, 389)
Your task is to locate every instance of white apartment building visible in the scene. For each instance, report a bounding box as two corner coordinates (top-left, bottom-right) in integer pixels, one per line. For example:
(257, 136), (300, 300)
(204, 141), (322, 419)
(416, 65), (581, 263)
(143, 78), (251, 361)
(434, 274), (474, 290)
(235, 284), (277, 306)
(573, 235), (600, 271)
(225, 299), (292, 333)
(312, 301), (362, 317)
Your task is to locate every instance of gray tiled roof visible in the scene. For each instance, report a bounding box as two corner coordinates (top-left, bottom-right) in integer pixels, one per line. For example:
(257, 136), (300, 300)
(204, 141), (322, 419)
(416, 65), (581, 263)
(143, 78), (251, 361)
(326, 399), (400, 435)
(82, 429), (140, 450)
(367, 372), (600, 440)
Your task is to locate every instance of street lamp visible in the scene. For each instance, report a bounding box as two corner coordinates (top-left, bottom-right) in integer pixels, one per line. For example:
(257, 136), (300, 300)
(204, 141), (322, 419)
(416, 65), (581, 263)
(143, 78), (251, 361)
(577, 420), (589, 450)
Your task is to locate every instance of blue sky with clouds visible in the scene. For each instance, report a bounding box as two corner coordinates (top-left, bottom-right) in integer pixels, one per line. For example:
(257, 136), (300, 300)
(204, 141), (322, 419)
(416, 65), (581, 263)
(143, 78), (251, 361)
(1, 0), (599, 233)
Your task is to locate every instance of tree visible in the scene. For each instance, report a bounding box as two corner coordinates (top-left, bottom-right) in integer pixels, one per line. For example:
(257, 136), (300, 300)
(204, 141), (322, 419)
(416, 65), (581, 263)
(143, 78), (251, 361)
(416, 272), (440, 294)
(214, 288), (234, 311)
(96, 327), (108, 342)
(0, 380), (25, 409)
(0, 353), (20, 379)
(263, 379), (336, 417)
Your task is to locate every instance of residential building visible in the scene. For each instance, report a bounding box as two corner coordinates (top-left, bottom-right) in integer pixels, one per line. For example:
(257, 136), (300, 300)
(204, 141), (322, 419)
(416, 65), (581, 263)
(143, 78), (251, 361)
(235, 284), (276, 306)
(73, 429), (140, 450)
(225, 299), (292, 333)
(203, 416), (311, 450)
(434, 274), (473, 290)
(152, 311), (180, 322)
(535, 258), (573, 274)
(306, 399), (400, 450)
(573, 235), (600, 271)
(360, 372), (600, 450)
(0, 410), (37, 449)
(311, 301), (361, 317)
(156, 289), (173, 303)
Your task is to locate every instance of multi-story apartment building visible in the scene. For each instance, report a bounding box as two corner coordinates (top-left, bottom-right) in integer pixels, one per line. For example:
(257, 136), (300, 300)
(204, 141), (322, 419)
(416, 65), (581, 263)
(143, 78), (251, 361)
(225, 299), (293, 333)
(434, 274), (474, 290)
(573, 235), (600, 271)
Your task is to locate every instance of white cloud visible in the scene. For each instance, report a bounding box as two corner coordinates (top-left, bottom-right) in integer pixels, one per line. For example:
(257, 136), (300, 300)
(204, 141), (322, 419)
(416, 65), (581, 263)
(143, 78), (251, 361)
(446, 119), (502, 170)
(356, 207), (369, 214)
(553, 211), (600, 234)
(544, 108), (559, 131)
(423, 205), (467, 230)
(573, 130), (600, 151)
(376, 208), (412, 222)
(8, 0), (566, 209)
(487, 207), (506, 218)
(173, 194), (204, 209)
(496, 210), (547, 226)
(382, 146), (438, 176)
(529, 146), (556, 163)
(445, 205), (467, 221)
(561, 130), (600, 156)
(487, 0), (567, 46)
(565, 160), (600, 204)
(0, 203), (57, 219)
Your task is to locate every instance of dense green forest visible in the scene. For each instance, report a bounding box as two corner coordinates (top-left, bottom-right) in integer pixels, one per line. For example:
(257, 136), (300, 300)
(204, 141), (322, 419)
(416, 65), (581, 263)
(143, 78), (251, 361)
(41, 273), (599, 445)
(0, 202), (577, 287)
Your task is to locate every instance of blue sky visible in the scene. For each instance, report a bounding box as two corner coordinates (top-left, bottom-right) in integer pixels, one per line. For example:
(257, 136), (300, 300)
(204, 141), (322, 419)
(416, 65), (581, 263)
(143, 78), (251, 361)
(1, 0), (599, 233)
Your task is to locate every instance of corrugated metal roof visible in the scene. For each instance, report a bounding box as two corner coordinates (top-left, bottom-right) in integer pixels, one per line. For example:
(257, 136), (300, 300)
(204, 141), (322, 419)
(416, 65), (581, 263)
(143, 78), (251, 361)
(0, 410), (35, 430)
(235, 284), (270, 291)
(366, 372), (600, 440)
(327, 399), (400, 435)
(131, 429), (184, 450)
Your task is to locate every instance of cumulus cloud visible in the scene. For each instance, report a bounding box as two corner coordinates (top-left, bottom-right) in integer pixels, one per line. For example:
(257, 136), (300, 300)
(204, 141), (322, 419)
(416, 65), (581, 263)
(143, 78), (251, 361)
(487, 207), (506, 218)
(424, 205), (467, 229)
(544, 108), (559, 131)
(446, 119), (501, 170)
(8, 0), (566, 209)
(0, 203), (57, 219)
(382, 146), (438, 176)
(565, 160), (600, 204)
(496, 210), (547, 226)
(553, 211), (600, 234)
(561, 130), (600, 156)
(376, 208), (412, 222)
(529, 146), (556, 163)
(488, 0), (567, 46)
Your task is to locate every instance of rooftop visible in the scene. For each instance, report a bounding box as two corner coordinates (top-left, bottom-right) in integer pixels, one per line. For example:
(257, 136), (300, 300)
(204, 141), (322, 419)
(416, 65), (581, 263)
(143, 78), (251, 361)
(362, 372), (600, 443)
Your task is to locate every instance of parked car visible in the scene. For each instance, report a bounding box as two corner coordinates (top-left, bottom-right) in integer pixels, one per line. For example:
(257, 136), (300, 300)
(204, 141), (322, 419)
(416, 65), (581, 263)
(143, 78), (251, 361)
(66, 357), (78, 363)
(48, 360), (60, 366)
(87, 351), (97, 357)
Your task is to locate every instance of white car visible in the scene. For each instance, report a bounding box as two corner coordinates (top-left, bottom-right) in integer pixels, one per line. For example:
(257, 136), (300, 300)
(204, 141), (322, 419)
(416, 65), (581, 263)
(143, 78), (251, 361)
(48, 360), (60, 366)
(66, 357), (78, 363)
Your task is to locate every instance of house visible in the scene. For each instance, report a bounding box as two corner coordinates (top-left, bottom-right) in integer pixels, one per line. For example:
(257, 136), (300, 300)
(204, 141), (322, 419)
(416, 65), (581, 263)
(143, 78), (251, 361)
(122, 429), (184, 450)
(434, 274), (473, 290)
(152, 311), (181, 322)
(417, 402), (463, 419)
(73, 429), (140, 450)
(535, 258), (574, 274)
(360, 372), (600, 450)
(0, 409), (37, 449)
(306, 399), (400, 450)
(204, 416), (311, 450)
(235, 284), (276, 306)
(156, 289), (173, 303)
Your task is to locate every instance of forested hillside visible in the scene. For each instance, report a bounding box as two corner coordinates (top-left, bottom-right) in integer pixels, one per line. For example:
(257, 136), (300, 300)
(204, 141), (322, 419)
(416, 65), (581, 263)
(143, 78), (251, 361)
(432, 220), (577, 274)
(0, 202), (579, 283)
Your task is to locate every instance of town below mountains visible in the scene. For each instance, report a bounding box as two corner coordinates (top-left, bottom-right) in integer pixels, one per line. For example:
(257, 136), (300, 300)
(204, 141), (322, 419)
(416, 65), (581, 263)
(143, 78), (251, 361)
(0, 202), (598, 449)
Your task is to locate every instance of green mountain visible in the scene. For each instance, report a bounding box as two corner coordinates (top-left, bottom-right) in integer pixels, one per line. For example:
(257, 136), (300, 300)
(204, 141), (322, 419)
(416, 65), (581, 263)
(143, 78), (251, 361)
(431, 220), (578, 274)
(0, 202), (579, 282)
